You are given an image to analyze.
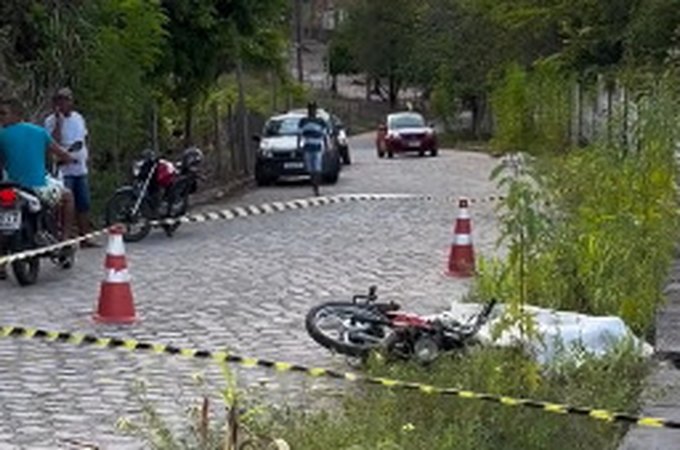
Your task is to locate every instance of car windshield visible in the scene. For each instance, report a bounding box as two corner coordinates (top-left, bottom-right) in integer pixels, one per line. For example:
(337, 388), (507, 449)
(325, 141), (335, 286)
(263, 117), (302, 137)
(389, 114), (425, 129)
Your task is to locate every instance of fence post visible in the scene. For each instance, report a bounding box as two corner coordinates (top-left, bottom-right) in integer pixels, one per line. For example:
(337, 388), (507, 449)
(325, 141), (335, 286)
(228, 103), (237, 177)
(213, 102), (222, 180)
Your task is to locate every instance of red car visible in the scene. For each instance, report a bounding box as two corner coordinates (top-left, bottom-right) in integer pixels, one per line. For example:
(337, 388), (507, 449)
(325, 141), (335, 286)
(376, 112), (438, 158)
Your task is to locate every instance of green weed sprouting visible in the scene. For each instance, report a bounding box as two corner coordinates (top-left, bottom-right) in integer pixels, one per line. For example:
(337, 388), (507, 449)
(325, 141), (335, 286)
(117, 368), (291, 450)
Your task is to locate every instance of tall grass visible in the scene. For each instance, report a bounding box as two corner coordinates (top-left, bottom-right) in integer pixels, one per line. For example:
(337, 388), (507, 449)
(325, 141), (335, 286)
(479, 71), (680, 336)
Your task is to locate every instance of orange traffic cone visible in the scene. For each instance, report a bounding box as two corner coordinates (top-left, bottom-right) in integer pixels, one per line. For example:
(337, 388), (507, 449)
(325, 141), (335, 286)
(93, 224), (137, 323)
(447, 198), (475, 278)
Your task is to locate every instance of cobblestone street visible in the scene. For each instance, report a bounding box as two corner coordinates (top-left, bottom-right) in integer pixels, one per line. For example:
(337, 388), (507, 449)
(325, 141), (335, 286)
(0, 134), (502, 448)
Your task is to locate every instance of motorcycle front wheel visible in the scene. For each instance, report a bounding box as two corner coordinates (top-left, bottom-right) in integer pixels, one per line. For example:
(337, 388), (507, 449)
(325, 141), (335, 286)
(305, 302), (390, 357)
(105, 191), (153, 243)
(162, 192), (189, 237)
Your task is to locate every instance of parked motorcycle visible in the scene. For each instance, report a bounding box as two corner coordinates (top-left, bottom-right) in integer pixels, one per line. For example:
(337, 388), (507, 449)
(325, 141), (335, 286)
(0, 142), (83, 286)
(306, 286), (497, 364)
(104, 147), (204, 242)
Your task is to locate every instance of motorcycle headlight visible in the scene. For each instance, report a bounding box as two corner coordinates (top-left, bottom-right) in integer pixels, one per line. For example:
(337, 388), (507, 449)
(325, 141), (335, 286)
(132, 161), (144, 177)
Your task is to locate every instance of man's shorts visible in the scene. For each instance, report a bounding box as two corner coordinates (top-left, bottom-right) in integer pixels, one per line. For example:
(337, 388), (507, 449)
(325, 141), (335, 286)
(63, 175), (91, 213)
(35, 175), (66, 208)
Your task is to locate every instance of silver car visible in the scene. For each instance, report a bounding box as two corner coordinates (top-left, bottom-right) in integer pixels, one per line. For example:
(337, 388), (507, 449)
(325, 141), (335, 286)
(253, 111), (342, 186)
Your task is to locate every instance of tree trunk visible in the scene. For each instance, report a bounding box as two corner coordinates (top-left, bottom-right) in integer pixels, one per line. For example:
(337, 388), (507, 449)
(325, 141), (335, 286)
(151, 102), (159, 154)
(213, 102), (222, 179)
(479, 94), (493, 138)
(470, 96), (479, 139)
(235, 56), (249, 176)
(270, 71), (278, 113)
(294, 0), (304, 83)
(184, 100), (194, 147)
(388, 75), (398, 108)
(228, 103), (237, 175)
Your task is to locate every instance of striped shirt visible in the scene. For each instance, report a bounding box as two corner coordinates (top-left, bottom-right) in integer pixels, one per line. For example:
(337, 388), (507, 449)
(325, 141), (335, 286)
(299, 117), (327, 152)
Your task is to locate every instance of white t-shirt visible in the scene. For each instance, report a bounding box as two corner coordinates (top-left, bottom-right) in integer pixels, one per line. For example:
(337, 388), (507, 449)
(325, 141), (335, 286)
(45, 111), (89, 177)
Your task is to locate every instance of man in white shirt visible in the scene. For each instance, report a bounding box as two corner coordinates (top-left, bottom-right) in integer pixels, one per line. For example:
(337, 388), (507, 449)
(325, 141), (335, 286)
(45, 88), (99, 247)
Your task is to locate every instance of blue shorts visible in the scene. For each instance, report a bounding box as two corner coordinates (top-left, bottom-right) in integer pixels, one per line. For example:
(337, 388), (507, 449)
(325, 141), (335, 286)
(63, 175), (91, 213)
(303, 150), (323, 174)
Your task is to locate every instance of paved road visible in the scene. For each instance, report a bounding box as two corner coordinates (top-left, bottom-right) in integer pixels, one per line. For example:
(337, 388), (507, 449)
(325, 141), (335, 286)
(0, 134), (502, 449)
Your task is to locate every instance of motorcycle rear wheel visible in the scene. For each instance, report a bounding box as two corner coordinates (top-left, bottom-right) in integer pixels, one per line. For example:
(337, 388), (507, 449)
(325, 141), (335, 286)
(305, 302), (390, 357)
(105, 191), (152, 243)
(12, 258), (40, 286)
(4, 240), (40, 287)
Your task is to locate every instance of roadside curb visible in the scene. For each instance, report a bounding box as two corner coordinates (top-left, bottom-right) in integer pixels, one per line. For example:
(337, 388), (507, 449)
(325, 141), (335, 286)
(190, 176), (254, 208)
(618, 258), (680, 449)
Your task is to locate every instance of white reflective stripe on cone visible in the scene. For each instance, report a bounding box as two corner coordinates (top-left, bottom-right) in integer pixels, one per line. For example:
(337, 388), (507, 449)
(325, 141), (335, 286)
(105, 269), (131, 283)
(458, 209), (470, 220)
(453, 234), (472, 245)
(107, 234), (125, 256)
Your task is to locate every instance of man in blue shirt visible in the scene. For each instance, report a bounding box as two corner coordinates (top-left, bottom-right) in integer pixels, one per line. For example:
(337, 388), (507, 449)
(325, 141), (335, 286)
(298, 102), (327, 196)
(0, 97), (76, 280)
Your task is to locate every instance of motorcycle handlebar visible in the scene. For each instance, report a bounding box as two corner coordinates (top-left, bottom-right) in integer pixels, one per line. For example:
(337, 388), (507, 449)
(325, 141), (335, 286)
(353, 285), (378, 303)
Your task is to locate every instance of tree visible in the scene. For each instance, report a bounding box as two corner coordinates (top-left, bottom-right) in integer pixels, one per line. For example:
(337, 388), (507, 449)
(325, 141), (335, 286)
(337, 0), (420, 107)
(156, 0), (288, 143)
(408, 0), (507, 136)
(78, 0), (166, 171)
(625, 0), (680, 67)
(326, 34), (357, 93)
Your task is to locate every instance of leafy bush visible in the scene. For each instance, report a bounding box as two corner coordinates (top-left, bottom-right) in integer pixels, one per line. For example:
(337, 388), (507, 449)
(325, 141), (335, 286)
(491, 61), (573, 155)
(490, 63), (533, 154)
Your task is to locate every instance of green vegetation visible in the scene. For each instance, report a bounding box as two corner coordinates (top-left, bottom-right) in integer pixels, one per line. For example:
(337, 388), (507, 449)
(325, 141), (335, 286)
(0, 0), (293, 192)
(330, 0), (680, 134)
(124, 343), (648, 450)
(280, 345), (647, 450)
(478, 72), (679, 336)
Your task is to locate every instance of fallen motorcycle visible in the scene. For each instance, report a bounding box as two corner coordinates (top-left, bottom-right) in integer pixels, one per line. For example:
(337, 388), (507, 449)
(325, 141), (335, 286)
(305, 286), (497, 364)
(104, 147), (204, 242)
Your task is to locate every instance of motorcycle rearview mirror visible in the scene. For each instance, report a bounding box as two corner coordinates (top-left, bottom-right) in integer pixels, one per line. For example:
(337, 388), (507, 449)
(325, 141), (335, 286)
(252, 134), (262, 143)
(368, 285), (377, 300)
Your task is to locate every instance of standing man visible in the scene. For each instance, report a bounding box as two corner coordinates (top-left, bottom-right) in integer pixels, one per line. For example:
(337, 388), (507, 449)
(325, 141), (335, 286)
(298, 101), (327, 196)
(45, 88), (99, 247)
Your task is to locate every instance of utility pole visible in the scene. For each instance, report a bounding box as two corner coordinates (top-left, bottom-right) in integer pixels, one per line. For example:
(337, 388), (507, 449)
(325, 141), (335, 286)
(294, 0), (304, 83)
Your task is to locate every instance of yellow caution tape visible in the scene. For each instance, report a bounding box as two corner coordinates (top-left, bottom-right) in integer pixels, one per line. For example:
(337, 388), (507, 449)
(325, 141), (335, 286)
(0, 325), (676, 430)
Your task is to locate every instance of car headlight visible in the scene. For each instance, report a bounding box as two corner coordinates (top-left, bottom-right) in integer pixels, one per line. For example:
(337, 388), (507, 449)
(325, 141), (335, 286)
(259, 140), (274, 157)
